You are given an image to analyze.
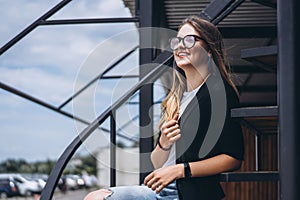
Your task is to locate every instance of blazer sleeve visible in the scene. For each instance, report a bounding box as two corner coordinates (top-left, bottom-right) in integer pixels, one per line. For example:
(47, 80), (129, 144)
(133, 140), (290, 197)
(212, 83), (245, 161)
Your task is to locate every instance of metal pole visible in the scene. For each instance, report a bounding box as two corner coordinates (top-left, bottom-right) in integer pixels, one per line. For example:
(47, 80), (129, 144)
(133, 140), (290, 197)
(110, 111), (117, 187)
(138, 0), (155, 184)
(278, 0), (300, 199)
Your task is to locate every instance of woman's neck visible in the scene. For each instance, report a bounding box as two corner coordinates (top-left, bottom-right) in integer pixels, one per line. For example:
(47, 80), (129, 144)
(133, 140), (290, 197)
(184, 67), (209, 92)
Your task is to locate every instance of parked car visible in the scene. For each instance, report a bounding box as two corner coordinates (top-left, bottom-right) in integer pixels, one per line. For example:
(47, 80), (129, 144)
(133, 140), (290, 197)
(0, 177), (19, 198)
(63, 174), (85, 190)
(22, 173), (48, 190)
(58, 174), (86, 191)
(0, 174), (42, 196)
(81, 173), (99, 188)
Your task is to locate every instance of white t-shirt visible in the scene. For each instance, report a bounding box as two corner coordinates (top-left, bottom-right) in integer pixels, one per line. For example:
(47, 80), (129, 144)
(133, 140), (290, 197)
(162, 83), (204, 167)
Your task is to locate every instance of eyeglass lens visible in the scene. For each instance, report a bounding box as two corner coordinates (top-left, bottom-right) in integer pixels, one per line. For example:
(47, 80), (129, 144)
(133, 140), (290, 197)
(170, 35), (196, 50)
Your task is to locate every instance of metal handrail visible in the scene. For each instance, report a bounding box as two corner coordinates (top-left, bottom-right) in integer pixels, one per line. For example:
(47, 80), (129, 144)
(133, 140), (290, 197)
(40, 50), (173, 200)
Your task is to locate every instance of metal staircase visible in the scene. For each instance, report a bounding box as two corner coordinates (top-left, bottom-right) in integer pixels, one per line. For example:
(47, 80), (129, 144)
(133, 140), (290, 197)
(1, 0), (299, 199)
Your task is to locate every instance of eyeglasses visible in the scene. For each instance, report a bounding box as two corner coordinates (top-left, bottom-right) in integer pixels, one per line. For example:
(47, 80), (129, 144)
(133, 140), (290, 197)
(169, 35), (207, 51)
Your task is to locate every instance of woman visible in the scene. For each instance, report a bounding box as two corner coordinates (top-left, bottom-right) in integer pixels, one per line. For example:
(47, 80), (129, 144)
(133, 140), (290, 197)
(84, 15), (244, 200)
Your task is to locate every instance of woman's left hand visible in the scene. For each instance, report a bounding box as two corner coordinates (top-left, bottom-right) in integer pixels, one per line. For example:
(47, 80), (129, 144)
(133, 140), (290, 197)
(144, 164), (183, 193)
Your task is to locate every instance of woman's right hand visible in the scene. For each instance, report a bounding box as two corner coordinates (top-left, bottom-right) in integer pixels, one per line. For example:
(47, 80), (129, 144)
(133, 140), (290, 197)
(159, 113), (181, 149)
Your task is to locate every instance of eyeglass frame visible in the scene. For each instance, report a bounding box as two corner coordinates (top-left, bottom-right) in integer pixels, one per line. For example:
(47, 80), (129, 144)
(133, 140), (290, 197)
(169, 34), (208, 51)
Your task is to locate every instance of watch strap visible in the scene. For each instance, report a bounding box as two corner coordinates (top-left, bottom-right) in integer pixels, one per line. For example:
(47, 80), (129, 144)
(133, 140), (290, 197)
(184, 162), (192, 178)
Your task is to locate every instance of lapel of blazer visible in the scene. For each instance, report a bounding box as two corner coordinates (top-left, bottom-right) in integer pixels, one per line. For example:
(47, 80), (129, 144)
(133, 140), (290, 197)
(176, 82), (210, 161)
(178, 81), (209, 126)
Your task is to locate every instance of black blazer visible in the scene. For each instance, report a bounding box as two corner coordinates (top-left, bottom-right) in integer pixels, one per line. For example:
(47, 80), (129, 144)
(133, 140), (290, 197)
(175, 74), (244, 200)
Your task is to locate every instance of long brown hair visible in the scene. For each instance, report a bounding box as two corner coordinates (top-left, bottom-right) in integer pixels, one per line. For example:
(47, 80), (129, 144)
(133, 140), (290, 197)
(159, 15), (238, 128)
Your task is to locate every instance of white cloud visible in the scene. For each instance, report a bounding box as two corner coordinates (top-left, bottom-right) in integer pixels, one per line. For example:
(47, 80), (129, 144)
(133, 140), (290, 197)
(0, 67), (74, 105)
(0, 5), (138, 104)
(0, 0), (61, 46)
(50, 0), (131, 19)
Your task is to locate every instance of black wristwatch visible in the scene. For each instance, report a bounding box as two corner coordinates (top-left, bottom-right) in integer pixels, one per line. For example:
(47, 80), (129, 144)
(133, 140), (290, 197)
(184, 162), (192, 178)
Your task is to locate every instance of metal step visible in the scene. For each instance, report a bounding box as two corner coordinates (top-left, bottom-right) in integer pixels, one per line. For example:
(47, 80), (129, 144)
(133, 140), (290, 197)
(220, 171), (279, 182)
(231, 106), (278, 118)
(241, 45), (277, 72)
(231, 106), (278, 135)
(251, 0), (277, 9)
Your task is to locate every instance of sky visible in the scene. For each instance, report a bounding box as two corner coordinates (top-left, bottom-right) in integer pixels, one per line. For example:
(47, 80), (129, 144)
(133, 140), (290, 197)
(0, 0), (158, 162)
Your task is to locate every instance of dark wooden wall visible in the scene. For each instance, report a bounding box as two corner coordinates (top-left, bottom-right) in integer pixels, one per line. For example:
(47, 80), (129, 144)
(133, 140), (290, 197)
(221, 126), (278, 200)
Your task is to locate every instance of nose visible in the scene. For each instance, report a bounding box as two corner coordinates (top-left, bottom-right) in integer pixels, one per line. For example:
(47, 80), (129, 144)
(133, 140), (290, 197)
(177, 38), (185, 50)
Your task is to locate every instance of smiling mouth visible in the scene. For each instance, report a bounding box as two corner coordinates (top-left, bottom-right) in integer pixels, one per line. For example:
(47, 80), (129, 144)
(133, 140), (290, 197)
(177, 52), (189, 57)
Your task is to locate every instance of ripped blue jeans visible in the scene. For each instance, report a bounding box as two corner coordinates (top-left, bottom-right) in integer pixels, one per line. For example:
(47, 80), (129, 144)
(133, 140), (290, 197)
(104, 181), (179, 200)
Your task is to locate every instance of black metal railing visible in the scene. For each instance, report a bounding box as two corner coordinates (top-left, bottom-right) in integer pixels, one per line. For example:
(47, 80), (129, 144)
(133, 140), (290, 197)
(0, 0), (141, 143)
(1, 0), (283, 199)
(40, 50), (173, 200)
(0, 0), (139, 56)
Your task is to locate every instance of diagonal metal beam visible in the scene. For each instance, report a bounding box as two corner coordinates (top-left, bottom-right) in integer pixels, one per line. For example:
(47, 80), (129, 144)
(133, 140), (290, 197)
(199, 0), (246, 25)
(0, 81), (82, 123)
(199, 0), (234, 21)
(0, 0), (73, 56)
(0, 81), (137, 142)
(212, 0), (246, 25)
(58, 45), (139, 109)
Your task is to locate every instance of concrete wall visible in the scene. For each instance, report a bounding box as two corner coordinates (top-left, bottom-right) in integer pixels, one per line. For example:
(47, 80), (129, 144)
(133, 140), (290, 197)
(97, 147), (140, 187)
